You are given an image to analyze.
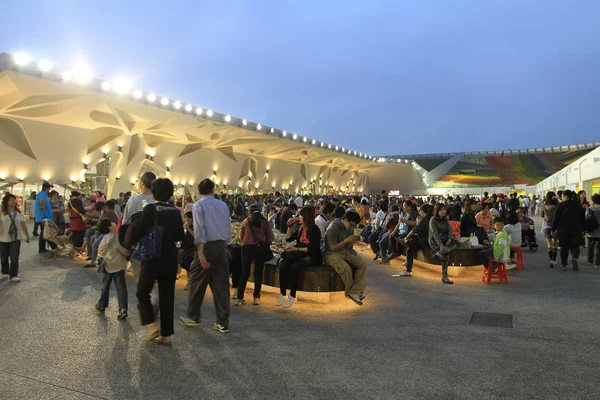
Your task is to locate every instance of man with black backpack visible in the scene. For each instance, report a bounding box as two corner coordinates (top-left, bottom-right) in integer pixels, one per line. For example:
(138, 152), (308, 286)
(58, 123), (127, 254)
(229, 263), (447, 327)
(121, 172), (157, 306)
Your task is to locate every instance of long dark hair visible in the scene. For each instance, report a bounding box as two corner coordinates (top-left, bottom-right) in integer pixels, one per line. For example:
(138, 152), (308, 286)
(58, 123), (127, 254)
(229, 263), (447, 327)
(433, 203), (447, 220)
(1, 193), (20, 215)
(544, 191), (558, 206)
(249, 207), (265, 228)
(300, 206), (316, 228)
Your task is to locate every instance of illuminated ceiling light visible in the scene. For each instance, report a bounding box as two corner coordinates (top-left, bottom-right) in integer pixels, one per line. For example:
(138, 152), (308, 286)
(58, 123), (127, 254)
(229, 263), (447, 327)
(101, 81), (111, 91)
(353, 151), (357, 155)
(13, 52), (31, 66)
(160, 97), (169, 106)
(17, 173), (25, 181)
(184, 104), (192, 112)
(405, 159), (409, 163)
(147, 93), (156, 102)
(312, 139), (316, 145)
(72, 62), (93, 84)
(242, 119), (247, 126)
(303, 137), (307, 143)
(335, 146), (339, 151)
(38, 60), (53, 72)
(282, 131), (287, 137)
(270, 128), (275, 134)
(133, 89), (143, 99)
(42, 174), (50, 181)
(321, 142), (325, 147)
(293, 134), (298, 140)
(62, 70), (73, 81)
(113, 77), (132, 95)
(173, 101), (182, 110)
(206, 109), (213, 117)
(341, 147), (345, 152)
(397, 158), (401, 163)
(224, 115), (231, 122)
(195, 107), (203, 115)
(256, 124), (262, 131)
(328, 144), (332, 149)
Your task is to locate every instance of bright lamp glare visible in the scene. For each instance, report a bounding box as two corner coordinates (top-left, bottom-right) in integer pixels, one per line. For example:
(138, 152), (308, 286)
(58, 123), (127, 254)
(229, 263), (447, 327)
(13, 52), (31, 66)
(185, 104), (192, 112)
(38, 60), (53, 72)
(113, 77), (132, 95)
(270, 128), (274, 134)
(72, 62), (93, 84)
(206, 109), (213, 117)
(147, 93), (156, 102)
(132, 90), (142, 99)
(328, 144), (332, 149)
(62, 71), (73, 81)
(256, 124), (262, 131)
(242, 119), (247, 126)
(336, 146), (339, 151)
(321, 142), (324, 147)
(101, 81), (111, 91)
(195, 107), (203, 115)
(160, 97), (169, 106)
(224, 115), (231, 122)
(173, 101), (182, 109)
(282, 131), (287, 137)
(312, 139), (316, 145)
(303, 137), (307, 143)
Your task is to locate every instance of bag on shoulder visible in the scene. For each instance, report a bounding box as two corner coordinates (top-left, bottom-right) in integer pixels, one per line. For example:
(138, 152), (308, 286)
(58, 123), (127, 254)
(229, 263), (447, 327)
(585, 210), (599, 234)
(120, 211), (143, 249)
(280, 249), (306, 262)
(131, 205), (164, 261)
(249, 222), (274, 261)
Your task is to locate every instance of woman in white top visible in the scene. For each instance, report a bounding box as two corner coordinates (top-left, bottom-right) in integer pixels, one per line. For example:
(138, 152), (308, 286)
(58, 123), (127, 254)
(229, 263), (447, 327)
(503, 212), (522, 257)
(0, 193), (30, 282)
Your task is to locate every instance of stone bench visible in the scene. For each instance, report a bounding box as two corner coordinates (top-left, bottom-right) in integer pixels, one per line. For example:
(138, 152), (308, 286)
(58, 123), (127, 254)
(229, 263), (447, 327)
(245, 258), (346, 303)
(416, 246), (486, 267)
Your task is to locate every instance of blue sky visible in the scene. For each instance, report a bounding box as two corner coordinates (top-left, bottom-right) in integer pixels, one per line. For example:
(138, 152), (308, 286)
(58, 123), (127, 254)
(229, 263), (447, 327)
(2, 0), (599, 155)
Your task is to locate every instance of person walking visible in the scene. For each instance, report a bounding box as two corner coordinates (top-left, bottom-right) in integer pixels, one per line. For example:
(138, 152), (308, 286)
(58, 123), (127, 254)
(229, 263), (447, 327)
(36, 182), (55, 253)
(541, 191), (559, 267)
(134, 178), (184, 345)
(552, 190), (585, 271)
(0, 193), (30, 282)
(179, 179), (232, 333)
(585, 193), (600, 268)
(95, 218), (129, 319)
(235, 203), (272, 306)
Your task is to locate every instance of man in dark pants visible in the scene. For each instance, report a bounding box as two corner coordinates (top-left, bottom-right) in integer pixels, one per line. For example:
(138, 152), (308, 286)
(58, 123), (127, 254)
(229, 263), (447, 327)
(36, 182), (56, 253)
(179, 179), (232, 333)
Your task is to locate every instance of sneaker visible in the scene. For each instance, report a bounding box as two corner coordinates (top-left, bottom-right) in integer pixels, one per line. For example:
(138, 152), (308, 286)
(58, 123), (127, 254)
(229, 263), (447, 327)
(505, 263), (518, 270)
(433, 252), (445, 262)
(572, 259), (579, 271)
(232, 288), (238, 300)
(95, 304), (106, 314)
(233, 298), (246, 306)
(359, 295), (366, 301)
(10, 276), (21, 283)
(399, 270), (413, 277)
(38, 249), (48, 254)
(549, 260), (556, 268)
(595, 265), (600, 269)
(380, 259), (390, 265)
(1, 274), (9, 280)
(561, 265), (568, 271)
(402, 261), (407, 267)
(276, 294), (286, 306)
(373, 254), (380, 261)
(253, 297), (261, 306)
(212, 323), (229, 333)
(84, 262), (96, 268)
(178, 317), (200, 327)
(283, 296), (297, 308)
(442, 277), (454, 284)
(117, 309), (128, 320)
(346, 294), (363, 306)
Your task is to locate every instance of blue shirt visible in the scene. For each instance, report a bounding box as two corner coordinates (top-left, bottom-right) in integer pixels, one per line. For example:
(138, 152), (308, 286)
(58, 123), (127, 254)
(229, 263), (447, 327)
(193, 196), (231, 244)
(35, 191), (53, 222)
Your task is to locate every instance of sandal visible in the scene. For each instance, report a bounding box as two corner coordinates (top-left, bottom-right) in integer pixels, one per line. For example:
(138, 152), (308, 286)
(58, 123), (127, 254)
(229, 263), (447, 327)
(154, 336), (172, 345)
(145, 330), (160, 342)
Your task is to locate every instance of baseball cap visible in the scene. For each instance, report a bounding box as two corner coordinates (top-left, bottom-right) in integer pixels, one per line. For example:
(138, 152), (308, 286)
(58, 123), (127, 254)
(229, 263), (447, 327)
(42, 181), (53, 189)
(71, 188), (84, 195)
(94, 189), (105, 196)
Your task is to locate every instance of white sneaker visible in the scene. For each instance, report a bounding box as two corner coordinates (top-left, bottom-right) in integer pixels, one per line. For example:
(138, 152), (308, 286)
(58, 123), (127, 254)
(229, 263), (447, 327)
(399, 270), (413, 277)
(232, 288), (238, 300)
(276, 294), (286, 306)
(10, 277), (20, 283)
(1, 274), (9, 280)
(402, 261), (407, 266)
(505, 263), (518, 270)
(283, 296), (297, 308)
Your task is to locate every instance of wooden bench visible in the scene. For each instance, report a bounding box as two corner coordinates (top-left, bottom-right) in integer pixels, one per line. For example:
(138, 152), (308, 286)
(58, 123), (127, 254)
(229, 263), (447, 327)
(416, 246), (486, 267)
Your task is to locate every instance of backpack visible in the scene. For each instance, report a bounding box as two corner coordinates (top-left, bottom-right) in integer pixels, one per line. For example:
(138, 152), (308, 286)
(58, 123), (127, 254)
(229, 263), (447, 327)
(585, 209), (599, 234)
(131, 205), (164, 261)
(119, 211), (143, 250)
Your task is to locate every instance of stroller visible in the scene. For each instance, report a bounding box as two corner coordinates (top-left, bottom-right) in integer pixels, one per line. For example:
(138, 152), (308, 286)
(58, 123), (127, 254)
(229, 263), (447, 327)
(521, 225), (539, 252)
(42, 219), (77, 258)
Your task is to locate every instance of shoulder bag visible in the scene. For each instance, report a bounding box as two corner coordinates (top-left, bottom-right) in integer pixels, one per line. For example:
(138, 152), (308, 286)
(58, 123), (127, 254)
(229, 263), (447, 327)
(131, 205), (164, 261)
(249, 221), (274, 261)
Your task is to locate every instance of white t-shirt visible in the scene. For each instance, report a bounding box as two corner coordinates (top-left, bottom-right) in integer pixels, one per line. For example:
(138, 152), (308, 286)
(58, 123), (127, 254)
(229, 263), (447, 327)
(503, 223), (522, 248)
(122, 194), (155, 224)
(0, 211), (26, 242)
(295, 196), (303, 208)
(315, 214), (330, 237)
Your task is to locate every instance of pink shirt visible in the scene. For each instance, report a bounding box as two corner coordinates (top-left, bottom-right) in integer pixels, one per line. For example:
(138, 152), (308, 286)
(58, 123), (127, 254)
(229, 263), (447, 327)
(476, 211), (494, 231)
(239, 218), (272, 246)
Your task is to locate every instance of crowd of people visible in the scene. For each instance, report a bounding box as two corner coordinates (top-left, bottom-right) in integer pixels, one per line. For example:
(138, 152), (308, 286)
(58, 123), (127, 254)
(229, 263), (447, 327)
(1, 178), (599, 344)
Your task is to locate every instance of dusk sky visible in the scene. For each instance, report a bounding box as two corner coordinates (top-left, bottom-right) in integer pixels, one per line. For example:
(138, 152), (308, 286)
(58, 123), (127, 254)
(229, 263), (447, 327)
(2, 1), (599, 156)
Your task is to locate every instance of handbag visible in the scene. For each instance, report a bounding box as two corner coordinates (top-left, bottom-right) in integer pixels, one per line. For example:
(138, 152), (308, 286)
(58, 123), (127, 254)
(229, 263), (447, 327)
(280, 249), (306, 262)
(249, 221), (274, 261)
(585, 209), (599, 234)
(131, 205), (164, 261)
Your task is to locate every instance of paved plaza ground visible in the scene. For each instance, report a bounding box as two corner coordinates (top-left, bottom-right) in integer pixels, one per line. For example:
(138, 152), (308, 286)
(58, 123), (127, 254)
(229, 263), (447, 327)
(1, 217), (600, 399)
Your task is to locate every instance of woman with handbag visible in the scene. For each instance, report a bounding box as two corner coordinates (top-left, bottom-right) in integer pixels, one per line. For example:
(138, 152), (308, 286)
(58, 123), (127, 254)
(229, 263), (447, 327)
(235, 203), (272, 306)
(278, 206), (322, 308)
(95, 218), (129, 319)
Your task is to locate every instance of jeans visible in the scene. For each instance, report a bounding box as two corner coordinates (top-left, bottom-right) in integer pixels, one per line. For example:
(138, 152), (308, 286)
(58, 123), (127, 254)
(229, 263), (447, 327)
(91, 234), (104, 262)
(560, 244), (581, 266)
(405, 243), (421, 272)
(187, 241), (230, 328)
(368, 229), (384, 254)
(0, 240), (21, 278)
(279, 257), (309, 297)
(137, 256), (177, 337)
(98, 270), (128, 311)
(237, 245), (267, 300)
(33, 222), (40, 235)
(588, 237), (600, 266)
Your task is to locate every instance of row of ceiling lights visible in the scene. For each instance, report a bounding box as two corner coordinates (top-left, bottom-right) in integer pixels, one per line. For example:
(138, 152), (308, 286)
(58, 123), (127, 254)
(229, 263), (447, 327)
(10, 52), (382, 160)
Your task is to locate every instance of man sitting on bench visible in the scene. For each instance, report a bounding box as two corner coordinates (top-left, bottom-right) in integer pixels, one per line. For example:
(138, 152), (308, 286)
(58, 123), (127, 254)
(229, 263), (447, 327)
(324, 210), (367, 306)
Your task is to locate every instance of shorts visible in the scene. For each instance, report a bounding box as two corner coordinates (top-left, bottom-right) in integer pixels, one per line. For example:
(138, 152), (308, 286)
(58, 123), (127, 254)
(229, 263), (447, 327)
(543, 228), (553, 240)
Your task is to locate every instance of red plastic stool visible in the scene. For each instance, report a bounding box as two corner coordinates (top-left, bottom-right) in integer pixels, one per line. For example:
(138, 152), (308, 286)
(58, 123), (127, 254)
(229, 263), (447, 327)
(481, 257), (509, 284)
(510, 247), (524, 271)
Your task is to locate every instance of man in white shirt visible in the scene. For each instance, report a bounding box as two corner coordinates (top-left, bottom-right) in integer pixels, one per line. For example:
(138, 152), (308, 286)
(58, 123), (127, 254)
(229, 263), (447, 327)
(316, 203), (336, 237)
(294, 194), (303, 209)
